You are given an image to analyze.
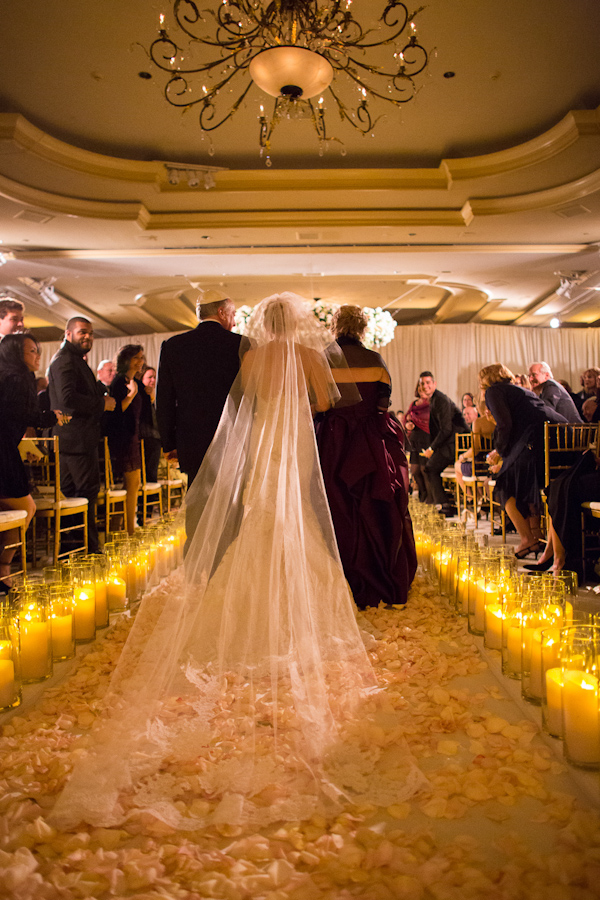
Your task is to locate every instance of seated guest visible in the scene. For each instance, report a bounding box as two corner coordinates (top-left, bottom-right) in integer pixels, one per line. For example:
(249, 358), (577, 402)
(403, 381), (430, 503)
(463, 405), (479, 428)
(97, 358), (116, 392)
(454, 397), (495, 514)
(0, 333), (66, 590)
(528, 361), (582, 422)
(419, 371), (469, 516)
(575, 367), (600, 412)
(461, 392), (475, 410)
(316, 305), (416, 609)
(525, 448), (600, 578)
(480, 363), (568, 559)
(106, 344), (145, 534)
(513, 373), (530, 389)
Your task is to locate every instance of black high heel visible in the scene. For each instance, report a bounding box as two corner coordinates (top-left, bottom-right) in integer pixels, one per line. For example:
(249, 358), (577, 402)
(514, 541), (543, 560)
(522, 556), (553, 572)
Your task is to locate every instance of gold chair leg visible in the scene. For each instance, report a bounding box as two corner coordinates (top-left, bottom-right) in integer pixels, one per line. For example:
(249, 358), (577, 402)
(54, 513), (60, 565)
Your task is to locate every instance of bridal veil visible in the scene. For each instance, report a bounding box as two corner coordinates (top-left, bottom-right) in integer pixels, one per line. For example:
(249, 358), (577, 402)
(51, 293), (404, 832)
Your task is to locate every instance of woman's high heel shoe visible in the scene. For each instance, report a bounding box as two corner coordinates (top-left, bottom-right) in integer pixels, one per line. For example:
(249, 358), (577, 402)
(514, 541), (543, 560)
(522, 556), (553, 572)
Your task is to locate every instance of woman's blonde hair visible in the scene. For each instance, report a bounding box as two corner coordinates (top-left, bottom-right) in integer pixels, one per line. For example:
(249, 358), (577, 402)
(478, 363), (515, 389)
(332, 305), (368, 339)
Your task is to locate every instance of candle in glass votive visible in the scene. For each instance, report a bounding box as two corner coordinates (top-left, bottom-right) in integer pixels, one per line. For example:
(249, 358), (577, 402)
(562, 670), (600, 766)
(51, 613), (73, 659)
(457, 571), (469, 615)
(107, 575), (127, 611)
(20, 615), (51, 681)
(506, 615), (523, 676)
(544, 667), (564, 737)
(0, 658), (15, 708)
(73, 590), (95, 642)
(95, 579), (108, 627)
(484, 603), (503, 650)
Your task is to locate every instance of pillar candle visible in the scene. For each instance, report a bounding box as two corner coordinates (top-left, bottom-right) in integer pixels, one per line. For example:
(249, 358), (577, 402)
(484, 604), (503, 650)
(73, 590), (95, 641)
(51, 613), (73, 659)
(529, 629), (544, 700)
(0, 640), (12, 659)
(457, 571), (469, 615)
(95, 580), (108, 627)
(544, 668), (564, 737)
(475, 580), (499, 634)
(0, 658), (15, 708)
(20, 617), (50, 681)
(562, 670), (600, 766)
(506, 617), (523, 675)
(107, 576), (127, 611)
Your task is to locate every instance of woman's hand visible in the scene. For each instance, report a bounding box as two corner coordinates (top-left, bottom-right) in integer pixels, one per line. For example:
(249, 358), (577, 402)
(486, 449), (500, 465)
(489, 461), (502, 474)
(126, 379), (138, 399)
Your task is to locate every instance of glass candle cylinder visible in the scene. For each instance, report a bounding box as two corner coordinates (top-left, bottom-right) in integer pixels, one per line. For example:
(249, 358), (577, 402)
(105, 555), (129, 612)
(468, 551), (491, 636)
(49, 585), (75, 661)
(560, 624), (600, 768)
(523, 596), (564, 704)
(70, 562), (97, 643)
(502, 591), (523, 680)
(540, 627), (563, 737)
(0, 602), (21, 710)
(88, 555), (109, 629)
(43, 565), (63, 586)
(17, 589), (53, 683)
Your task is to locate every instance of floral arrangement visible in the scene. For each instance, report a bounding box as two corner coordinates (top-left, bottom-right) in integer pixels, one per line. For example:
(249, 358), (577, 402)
(234, 301), (397, 349)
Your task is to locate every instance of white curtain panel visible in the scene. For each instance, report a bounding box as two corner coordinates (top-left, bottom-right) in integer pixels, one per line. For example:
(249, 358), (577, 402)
(39, 323), (600, 414)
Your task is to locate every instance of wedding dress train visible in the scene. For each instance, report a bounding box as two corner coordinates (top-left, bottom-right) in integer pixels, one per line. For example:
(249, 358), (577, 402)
(51, 294), (424, 833)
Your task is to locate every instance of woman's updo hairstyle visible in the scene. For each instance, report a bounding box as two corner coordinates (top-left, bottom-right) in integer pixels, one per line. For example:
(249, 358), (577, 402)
(478, 363), (515, 390)
(332, 305), (368, 340)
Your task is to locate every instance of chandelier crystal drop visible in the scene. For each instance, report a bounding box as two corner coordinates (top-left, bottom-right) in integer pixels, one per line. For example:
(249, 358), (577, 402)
(148, 0), (430, 163)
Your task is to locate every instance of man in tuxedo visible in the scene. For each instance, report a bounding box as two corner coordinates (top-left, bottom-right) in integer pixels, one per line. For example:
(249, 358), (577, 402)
(156, 289), (242, 487)
(418, 370), (469, 516)
(0, 297), (24, 337)
(48, 316), (116, 552)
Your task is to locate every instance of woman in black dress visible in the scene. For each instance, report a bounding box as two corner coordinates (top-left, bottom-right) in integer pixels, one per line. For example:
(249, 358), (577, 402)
(479, 363), (567, 558)
(0, 333), (65, 588)
(316, 306), (417, 609)
(106, 344), (145, 534)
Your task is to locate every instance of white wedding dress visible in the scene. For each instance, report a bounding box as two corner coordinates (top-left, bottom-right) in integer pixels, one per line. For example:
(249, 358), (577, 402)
(51, 294), (422, 832)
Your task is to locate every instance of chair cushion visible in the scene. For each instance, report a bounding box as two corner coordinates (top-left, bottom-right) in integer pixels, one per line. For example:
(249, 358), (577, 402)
(0, 509), (28, 529)
(142, 482), (162, 491)
(107, 489), (127, 499)
(35, 497), (89, 511)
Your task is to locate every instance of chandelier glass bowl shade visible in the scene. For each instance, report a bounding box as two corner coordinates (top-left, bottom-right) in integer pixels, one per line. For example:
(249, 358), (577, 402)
(148, 0), (430, 161)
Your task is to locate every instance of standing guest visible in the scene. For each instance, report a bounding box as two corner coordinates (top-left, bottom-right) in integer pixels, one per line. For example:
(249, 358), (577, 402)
(157, 290), (242, 485)
(96, 359), (116, 391)
(317, 305), (416, 609)
(528, 361), (582, 422)
(48, 317), (115, 553)
(479, 363), (567, 559)
(403, 382), (430, 503)
(0, 333), (66, 590)
(139, 366), (162, 484)
(0, 297), (24, 338)
(106, 345), (145, 535)
(419, 371), (469, 516)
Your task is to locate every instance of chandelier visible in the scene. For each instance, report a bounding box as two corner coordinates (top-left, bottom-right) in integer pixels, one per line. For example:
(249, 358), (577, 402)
(148, 0), (429, 165)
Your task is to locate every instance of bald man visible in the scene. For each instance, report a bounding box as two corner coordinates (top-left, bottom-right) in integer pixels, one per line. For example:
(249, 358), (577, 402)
(528, 362), (582, 422)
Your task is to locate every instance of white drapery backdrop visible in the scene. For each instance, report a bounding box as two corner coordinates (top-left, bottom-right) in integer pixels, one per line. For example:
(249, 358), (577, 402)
(39, 323), (600, 413)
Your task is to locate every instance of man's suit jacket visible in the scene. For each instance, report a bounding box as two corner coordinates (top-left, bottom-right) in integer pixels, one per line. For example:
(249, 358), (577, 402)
(48, 340), (105, 454)
(156, 321), (243, 478)
(538, 379), (582, 423)
(428, 389), (469, 454)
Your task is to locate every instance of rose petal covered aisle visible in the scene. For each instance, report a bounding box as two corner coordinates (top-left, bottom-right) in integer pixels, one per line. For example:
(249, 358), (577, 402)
(1, 572), (600, 900)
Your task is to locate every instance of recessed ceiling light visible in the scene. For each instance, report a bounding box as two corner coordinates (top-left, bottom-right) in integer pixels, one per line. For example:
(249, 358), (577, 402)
(550, 317), (561, 329)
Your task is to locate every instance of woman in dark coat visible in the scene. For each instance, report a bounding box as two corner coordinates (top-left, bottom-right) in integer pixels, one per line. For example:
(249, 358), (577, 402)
(0, 333), (65, 588)
(403, 381), (430, 502)
(106, 344), (145, 534)
(316, 306), (417, 609)
(479, 363), (568, 558)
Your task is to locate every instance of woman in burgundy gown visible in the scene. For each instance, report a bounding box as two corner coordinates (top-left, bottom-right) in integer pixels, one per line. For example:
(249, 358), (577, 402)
(316, 306), (417, 609)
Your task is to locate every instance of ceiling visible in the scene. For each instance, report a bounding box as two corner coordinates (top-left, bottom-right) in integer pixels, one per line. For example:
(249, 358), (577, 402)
(1, 0), (600, 339)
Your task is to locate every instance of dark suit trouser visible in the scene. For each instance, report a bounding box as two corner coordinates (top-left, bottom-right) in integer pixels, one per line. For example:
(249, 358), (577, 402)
(60, 450), (101, 553)
(424, 444), (455, 506)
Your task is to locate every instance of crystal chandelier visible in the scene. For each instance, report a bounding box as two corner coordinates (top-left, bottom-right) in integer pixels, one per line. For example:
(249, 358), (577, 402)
(148, 0), (429, 164)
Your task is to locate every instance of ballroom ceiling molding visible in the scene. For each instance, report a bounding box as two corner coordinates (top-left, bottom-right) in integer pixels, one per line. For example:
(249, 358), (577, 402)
(1, 0), (600, 334)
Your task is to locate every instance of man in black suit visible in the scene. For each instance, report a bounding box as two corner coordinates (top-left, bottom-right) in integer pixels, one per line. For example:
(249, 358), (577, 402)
(156, 291), (242, 545)
(528, 362), (582, 422)
(48, 317), (116, 552)
(418, 371), (469, 516)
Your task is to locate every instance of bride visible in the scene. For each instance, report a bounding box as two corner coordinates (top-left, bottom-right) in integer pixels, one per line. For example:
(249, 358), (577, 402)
(52, 293), (420, 832)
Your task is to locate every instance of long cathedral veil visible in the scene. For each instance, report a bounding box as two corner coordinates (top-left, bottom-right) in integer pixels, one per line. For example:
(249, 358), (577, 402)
(51, 292), (387, 831)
